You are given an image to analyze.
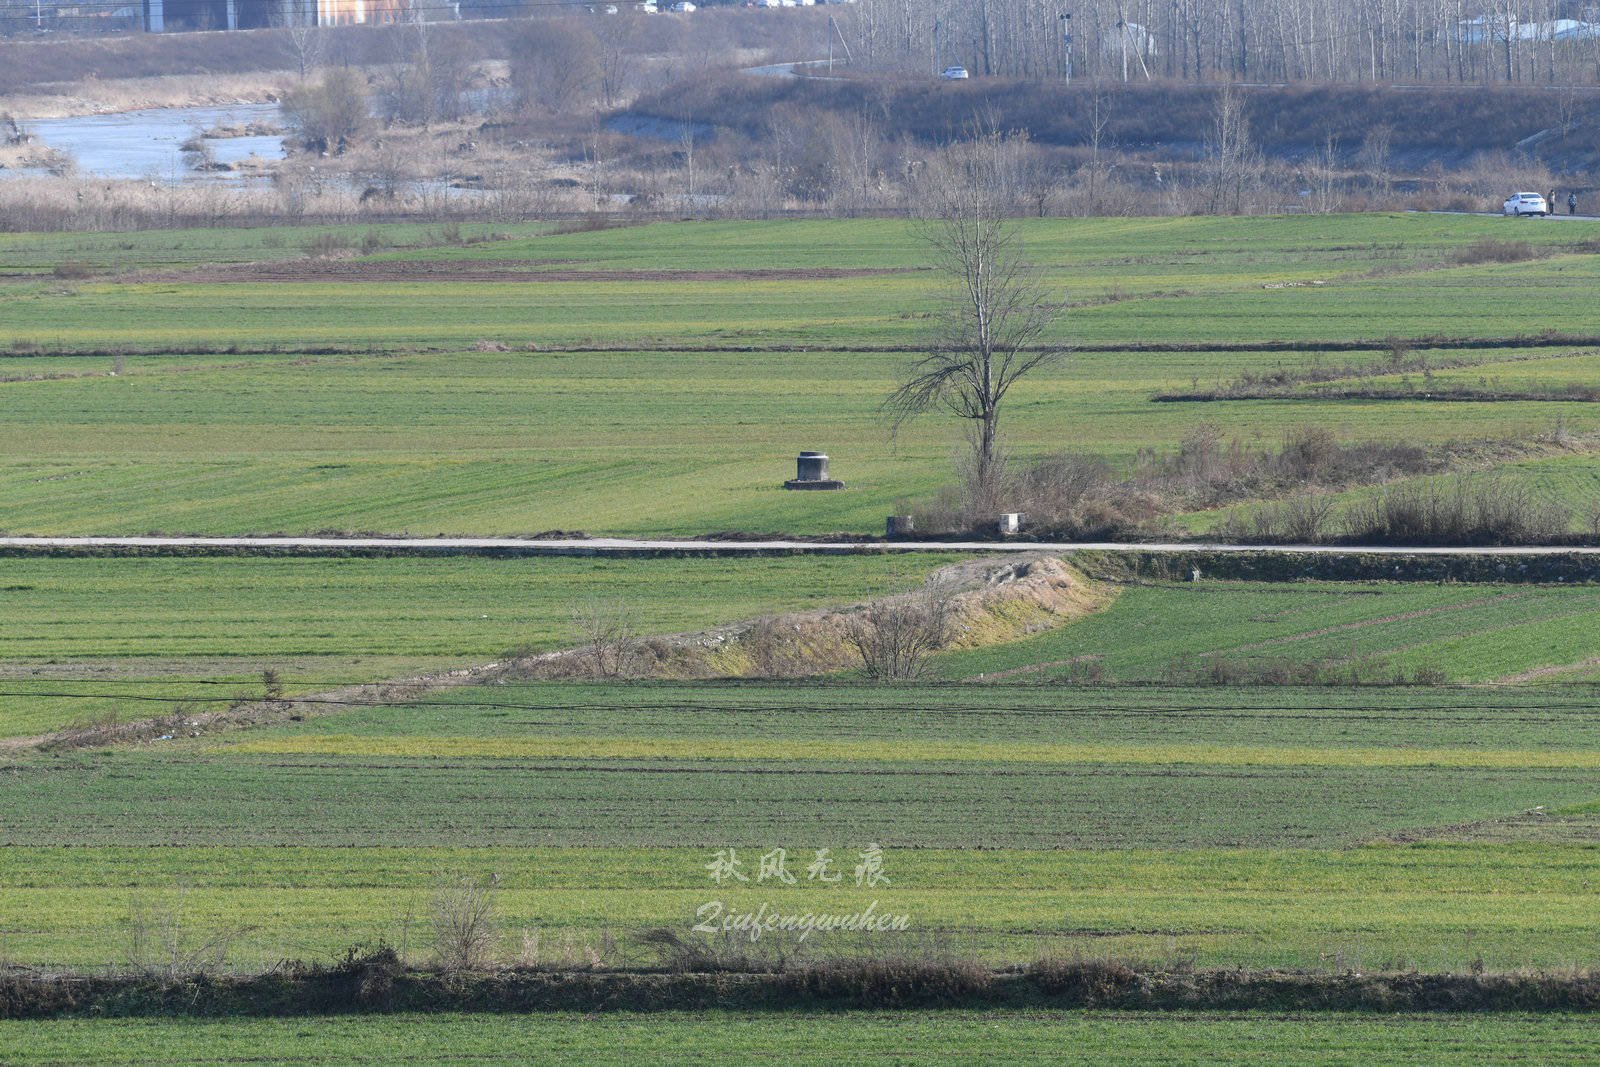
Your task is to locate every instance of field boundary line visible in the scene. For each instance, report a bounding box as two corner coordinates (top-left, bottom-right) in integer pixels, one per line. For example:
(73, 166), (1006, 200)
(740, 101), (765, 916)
(7, 537), (1600, 558)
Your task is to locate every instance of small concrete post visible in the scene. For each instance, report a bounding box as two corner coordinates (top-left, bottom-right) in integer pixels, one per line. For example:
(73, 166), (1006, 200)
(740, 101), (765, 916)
(783, 451), (843, 490)
(886, 515), (914, 538)
(796, 451), (828, 481)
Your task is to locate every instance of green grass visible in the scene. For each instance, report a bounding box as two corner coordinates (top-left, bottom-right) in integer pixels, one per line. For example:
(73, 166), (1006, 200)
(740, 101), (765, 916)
(8, 682), (1600, 972)
(0, 215), (1598, 535)
(0, 554), (960, 736)
(937, 581), (1600, 683)
(10, 1010), (1600, 1065)
(8, 215), (1600, 350)
(0, 221), (549, 275)
(9, 841), (1600, 972)
(0, 345), (1592, 537)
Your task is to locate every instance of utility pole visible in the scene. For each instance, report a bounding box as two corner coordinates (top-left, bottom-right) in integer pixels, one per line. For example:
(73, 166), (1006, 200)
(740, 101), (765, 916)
(1060, 12), (1073, 81)
(1118, 4), (1129, 81)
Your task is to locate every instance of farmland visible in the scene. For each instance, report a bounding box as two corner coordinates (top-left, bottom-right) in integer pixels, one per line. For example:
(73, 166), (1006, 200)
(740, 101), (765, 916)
(8, 1010), (1600, 1065)
(5, 683), (1600, 976)
(5, 213), (1600, 1059)
(0, 215), (1598, 536)
(0, 553), (960, 737)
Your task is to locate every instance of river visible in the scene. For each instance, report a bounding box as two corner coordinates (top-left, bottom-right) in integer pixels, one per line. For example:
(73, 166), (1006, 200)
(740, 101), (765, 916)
(17, 102), (284, 182)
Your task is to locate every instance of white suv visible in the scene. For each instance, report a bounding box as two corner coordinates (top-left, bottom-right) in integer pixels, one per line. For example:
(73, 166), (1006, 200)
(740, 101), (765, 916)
(941, 66), (970, 79)
(1503, 192), (1548, 216)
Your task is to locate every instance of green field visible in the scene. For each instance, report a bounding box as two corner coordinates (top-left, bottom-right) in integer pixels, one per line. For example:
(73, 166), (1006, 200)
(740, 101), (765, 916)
(10, 1010), (1600, 1065)
(0, 215), (1597, 536)
(8, 214), (1600, 1055)
(6, 682), (1600, 973)
(938, 579), (1600, 683)
(0, 553), (960, 737)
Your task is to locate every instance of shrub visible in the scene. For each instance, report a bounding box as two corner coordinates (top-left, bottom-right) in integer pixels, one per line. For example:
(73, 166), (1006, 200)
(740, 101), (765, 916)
(1453, 238), (1538, 265)
(430, 872), (501, 972)
(1344, 475), (1572, 546)
(571, 596), (639, 678)
(303, 232), (354, 258)
(846, 588), (952, 681)
(281, 68), (369, 155)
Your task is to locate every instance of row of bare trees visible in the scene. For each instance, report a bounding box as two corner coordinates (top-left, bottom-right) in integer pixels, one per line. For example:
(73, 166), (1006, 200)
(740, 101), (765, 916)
(844, 0), (1600, 84)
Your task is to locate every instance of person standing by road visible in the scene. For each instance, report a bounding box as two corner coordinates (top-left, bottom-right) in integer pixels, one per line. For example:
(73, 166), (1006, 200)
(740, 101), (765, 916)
(1549, 189), (1558, 215)
(1570, 193), (1578, 215)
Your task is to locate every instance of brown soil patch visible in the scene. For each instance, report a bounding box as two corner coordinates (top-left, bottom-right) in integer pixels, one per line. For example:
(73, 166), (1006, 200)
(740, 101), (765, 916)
(1496, 654), (1600, 685)
(133, 260), (923, 286)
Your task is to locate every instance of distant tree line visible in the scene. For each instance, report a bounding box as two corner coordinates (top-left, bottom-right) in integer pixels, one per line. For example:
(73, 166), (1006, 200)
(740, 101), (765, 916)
(844, 0), (1600, 84)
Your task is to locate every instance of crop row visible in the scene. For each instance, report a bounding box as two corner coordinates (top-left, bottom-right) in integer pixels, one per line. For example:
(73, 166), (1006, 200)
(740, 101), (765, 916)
(224, 733), (1600, 770)
(4, 750), (1594, 849)
(6, 843), (1600, 973)
(8, 1009), (1598, 1064)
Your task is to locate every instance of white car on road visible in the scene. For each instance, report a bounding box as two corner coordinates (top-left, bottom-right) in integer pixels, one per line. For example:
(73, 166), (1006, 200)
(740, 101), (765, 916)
(1503, 192), (1548, 216)
(940, 66), (970, 79)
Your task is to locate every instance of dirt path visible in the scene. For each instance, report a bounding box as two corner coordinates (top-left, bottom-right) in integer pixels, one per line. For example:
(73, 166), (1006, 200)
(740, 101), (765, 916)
(133, 261), (925, 286)
(1496, 654), (1600, 684)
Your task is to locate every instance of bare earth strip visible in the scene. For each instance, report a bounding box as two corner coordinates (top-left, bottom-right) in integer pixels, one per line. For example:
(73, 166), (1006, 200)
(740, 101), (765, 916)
(0, 555), (1103, 754)
(1497, 654), (1600, 684)
(132, 261), (925, 285)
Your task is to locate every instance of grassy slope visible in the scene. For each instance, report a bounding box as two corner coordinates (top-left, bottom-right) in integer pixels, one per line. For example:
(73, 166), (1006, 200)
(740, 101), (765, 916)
(935, 580), (1600, 683)
(10, 1010), (1600, 1065)
(0, 554), (960, 737)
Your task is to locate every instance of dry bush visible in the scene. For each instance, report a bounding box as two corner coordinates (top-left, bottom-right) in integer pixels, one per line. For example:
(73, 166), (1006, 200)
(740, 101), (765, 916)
(1453, 239), (1539, 265)
(742, 617), (812, 678)
(846, 587), (953, 681)
(281, 67), (370, 155)
(572, 596), (639, 678)
(1344, 475), (1571, 546)
(430, 872), (502, 972)
(126, 885), (254, 978)
(1163, 653), (1449, 686)
(1216, 493), (1340, 544)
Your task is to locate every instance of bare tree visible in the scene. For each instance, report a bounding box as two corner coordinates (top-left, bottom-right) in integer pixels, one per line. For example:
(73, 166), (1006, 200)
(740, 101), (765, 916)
(430, 871), (502, 972)
(846, 586), (954, 681)
(1204, 82), (1259, 214)
(887, 134), (1066, 512)
(275, 6), (325, 81)
(572, 596), (638, 678)
(510, 18), (602, 115)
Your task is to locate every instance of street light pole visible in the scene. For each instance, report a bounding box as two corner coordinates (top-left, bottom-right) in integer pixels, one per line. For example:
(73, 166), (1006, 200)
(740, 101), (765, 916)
(1059, 13), (1073, 82)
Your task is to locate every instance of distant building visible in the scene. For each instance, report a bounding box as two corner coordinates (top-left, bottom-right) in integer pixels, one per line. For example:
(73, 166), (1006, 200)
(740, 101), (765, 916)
(143, 0), (412, 32)
(1458, 16), (1600, 43)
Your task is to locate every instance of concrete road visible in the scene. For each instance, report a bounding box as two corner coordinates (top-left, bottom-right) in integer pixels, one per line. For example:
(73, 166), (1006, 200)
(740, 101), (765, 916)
(2, 536), (1599, 556)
